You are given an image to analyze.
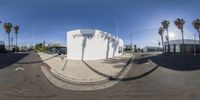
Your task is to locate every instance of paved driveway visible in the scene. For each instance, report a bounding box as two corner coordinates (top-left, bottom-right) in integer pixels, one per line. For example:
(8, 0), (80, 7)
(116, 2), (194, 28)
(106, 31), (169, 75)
(0, 52), (200, 100)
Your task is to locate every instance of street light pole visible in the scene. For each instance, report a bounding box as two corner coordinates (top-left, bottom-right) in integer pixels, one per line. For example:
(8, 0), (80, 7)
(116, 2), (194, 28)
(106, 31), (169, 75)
(130, 32), (138, 52)
(130, 33), (133, 51)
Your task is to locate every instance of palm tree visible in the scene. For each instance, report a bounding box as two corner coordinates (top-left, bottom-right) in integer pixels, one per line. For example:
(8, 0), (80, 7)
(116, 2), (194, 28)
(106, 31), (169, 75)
(192, 19), (200, 44)
(158, 27), (164, 50)
(161, 20), (170, 52)
(174, 18), (185, 53)
(0, 20), (1, 33)
(3, 22), (13, 51)
(13, 25), (19, 50)
(0, 20), (1, 40)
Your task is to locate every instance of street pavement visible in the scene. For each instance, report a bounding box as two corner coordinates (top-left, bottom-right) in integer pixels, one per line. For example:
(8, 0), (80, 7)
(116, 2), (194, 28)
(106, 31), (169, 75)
(38, 52), (132, 85)
(0, 52), (200, 100)
(39, 52), (134, 90)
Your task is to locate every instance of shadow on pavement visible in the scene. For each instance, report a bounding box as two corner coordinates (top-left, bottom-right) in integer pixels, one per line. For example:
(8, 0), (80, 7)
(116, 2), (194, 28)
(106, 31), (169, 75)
(82, 55), (159, 81)
(0, 53), (28, 69)
(101, 57), (129, 69)
(17, 54), (59, 64)
(82, 60), (112, 78)
(110, 65), (159, 81)
(134, 54), (200, 71)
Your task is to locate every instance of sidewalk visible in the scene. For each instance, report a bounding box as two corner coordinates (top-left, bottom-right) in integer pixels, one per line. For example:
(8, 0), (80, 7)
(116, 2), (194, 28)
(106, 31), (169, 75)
(38, 52), (133, 84)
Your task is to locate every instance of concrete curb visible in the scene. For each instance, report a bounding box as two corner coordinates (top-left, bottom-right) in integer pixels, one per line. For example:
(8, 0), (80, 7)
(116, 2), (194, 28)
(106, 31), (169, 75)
(49, 54), (134, 85)
(40, 54), (135, 91)
(50, 69), (109, 85)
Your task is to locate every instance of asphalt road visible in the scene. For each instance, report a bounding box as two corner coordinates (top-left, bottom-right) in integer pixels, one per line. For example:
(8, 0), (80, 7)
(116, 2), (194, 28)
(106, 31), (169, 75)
(0, 52), (200, 100)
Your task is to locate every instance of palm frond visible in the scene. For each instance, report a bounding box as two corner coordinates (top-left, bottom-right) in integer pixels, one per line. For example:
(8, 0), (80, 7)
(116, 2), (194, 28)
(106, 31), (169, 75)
(174, 18), (185, 29)
(13, 25), (19, 34)
(161, 20), (170, 30)
(192, 19), (200, 30)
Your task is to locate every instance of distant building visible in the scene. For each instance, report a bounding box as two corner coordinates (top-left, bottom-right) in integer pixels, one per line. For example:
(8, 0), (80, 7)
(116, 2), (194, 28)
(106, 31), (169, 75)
(164, 39), (200, 54)
(0, 41), (5, 52)
(124, 45), (133, 51)
(46, 43), (67, 54)
(47, 45), (67, 55)
(143, 46), (162, 52)
(134, 45), (137, 52)
(48, 43), (63, 47)
(20, 46), (28, 52)
(5, 45), (18, 51)
(26, 45), (35, 51)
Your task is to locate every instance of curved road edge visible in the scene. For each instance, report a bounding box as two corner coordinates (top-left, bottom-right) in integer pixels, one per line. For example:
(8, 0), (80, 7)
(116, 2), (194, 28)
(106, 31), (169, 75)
(40, 54), (135, 91)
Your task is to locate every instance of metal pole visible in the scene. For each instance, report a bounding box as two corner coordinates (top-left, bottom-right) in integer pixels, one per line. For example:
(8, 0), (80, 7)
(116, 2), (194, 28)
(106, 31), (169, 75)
(43, 40), (46, 53)
(194, 34), (196, 56)
(131, 33), (133, 51)
(130, 33), (133, 51)
(130, 32), (137, 52)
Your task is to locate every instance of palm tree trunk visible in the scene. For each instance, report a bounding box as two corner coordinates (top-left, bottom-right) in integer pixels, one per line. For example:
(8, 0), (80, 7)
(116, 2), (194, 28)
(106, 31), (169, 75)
(8, 33), (10, 51)
(181, 29), (185, 53)
(161, 35), (164, 52)
(198, 29), (200, 44)
(16, 34), (17, 47)
(166, 29), (170, 52)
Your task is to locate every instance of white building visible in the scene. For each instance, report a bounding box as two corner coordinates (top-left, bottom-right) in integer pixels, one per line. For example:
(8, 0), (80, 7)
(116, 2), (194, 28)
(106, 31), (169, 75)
(164, 39), (200, 53)
(67, 29), (124, 60)
(143, 46), (162, 52)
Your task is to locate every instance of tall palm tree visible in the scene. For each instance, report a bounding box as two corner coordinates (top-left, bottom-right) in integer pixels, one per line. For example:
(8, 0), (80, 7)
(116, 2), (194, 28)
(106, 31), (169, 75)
(158, 27), (164, 50)
(192, 19), (200, 44)
(0, 20), (1, 40)
(161, 20), (170, 52)
(3, 22), (13, 51)
(174, 18), (185, 53)
(0, 20), (1, 34)
(13, 25), (19, 49)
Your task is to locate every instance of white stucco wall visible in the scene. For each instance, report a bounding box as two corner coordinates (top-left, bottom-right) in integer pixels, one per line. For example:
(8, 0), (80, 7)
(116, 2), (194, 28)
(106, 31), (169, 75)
(67, 29), (124, 60)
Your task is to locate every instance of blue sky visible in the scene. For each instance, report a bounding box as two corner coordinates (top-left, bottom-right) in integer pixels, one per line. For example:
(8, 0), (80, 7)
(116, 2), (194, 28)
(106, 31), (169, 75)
(0, 0), (200, 48)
